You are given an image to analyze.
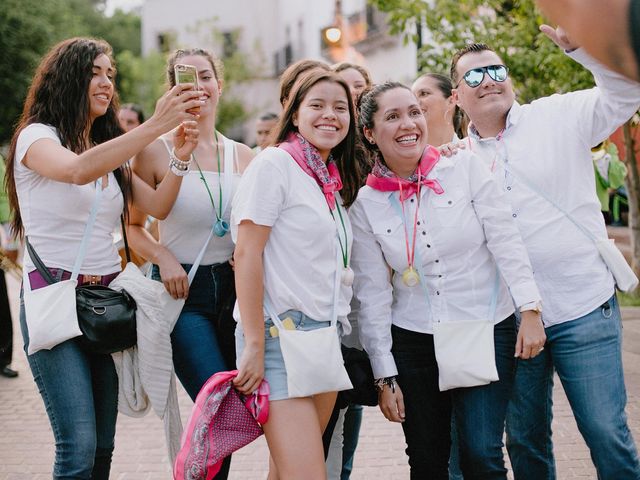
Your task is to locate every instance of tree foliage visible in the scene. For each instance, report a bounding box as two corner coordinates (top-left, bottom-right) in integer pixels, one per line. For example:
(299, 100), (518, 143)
(369, 0), (593, 102)
(0, 0), (140, 144)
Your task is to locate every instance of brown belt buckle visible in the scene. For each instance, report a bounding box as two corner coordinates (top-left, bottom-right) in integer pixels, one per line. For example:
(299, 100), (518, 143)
(83, 274), (102, 285)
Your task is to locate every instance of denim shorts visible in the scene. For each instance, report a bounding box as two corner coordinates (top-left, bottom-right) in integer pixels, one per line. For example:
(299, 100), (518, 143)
(235, 310), (332, 401)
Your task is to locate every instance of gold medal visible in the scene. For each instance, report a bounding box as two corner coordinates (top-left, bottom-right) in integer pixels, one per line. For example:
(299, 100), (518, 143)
(402, 267), (420, 287)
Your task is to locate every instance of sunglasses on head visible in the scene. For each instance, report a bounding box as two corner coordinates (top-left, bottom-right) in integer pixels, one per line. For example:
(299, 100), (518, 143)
(458, 64), (509, 88)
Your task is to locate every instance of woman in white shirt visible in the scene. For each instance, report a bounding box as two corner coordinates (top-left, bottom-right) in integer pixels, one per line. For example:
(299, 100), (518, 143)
(411, 73), (466, 147)
(127, 48), (254, 479)
(5, 38), (201, 479)
(231, 70), (361, 479)
(350, 82), (545, 479)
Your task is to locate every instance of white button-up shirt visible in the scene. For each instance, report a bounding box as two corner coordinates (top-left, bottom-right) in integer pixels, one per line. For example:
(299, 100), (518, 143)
(468, 49), (640, 327)
(350, 150), (541, 378)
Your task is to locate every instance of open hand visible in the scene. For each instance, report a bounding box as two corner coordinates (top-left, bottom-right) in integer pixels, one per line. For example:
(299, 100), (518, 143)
(539, 24), (579, 52)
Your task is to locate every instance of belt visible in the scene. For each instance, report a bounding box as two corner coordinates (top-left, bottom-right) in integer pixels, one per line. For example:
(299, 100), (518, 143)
(28, 269), (120, 290)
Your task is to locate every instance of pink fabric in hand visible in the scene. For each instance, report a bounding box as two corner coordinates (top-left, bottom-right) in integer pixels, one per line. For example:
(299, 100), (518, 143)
(174, 370), (270, 480)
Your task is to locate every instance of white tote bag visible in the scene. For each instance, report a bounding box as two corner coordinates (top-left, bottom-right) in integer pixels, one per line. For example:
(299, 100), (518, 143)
(432, 274), (500, 391)
(596, 238), (639, 292)
(22, 263), (81, 355)
(264, 251), (352, 398)
(23, 179), (104, 355)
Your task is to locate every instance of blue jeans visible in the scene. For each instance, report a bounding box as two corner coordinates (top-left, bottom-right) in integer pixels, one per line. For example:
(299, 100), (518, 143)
(341, 403), (363, 480)
(450, 315), (516, 480)
(506, 294), (640, 479)
(153, 262), (236, 480)
(152, 262), (235, 401)
(19, 287), (118, 480)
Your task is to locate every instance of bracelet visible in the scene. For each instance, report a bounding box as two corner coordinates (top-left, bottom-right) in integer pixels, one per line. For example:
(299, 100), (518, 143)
(169, 148), (192, 169)
(169, 161), (190, 177)
(374, 376), (397, 394)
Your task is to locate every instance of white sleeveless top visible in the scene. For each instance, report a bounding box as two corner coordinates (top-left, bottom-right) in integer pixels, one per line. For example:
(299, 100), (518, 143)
(158, 135), (241, 265)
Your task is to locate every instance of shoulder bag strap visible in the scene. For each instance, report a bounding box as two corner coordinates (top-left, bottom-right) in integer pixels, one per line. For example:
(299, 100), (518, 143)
(221, 135), (235, 216)
(25, 177), (104, 285)
(500, 161), (597, 243)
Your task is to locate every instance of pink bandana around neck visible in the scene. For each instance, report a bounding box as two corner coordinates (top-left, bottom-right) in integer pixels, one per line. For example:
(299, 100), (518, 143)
(278, 132), (343, 210)
(366, 145), (444, 201)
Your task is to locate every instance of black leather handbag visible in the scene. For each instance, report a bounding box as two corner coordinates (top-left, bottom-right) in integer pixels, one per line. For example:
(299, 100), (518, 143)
(336, 345), (378, 408)
(26, 219), (137, 355)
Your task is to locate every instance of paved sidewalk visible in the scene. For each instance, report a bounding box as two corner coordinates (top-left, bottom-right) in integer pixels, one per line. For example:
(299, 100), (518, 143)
(1, 268), (639, 479)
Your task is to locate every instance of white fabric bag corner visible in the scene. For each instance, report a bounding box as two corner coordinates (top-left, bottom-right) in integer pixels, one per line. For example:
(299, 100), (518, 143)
(596, 238), (639, 293)
(432, 319), (498, 391)
(23, 268), (81, 355)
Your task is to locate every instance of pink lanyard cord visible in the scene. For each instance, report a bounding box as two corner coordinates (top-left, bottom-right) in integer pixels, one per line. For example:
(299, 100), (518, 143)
(397, 171), (422, 269)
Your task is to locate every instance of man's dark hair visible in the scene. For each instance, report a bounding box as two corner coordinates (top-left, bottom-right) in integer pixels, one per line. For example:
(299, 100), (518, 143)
(450, 43), (496, 85)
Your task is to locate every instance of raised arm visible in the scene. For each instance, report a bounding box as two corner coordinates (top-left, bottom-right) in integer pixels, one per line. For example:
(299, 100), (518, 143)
(23, 85), (203, 184)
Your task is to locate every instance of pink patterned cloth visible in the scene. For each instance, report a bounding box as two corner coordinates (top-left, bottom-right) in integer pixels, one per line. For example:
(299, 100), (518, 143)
(278, 132), (343, 209)
(174, 370), (269, 480)
(366, 145), (444, 201)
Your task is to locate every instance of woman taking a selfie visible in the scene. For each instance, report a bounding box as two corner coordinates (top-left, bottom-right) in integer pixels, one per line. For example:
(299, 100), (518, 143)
(7, 37), (201, 479)
(127, 47), (254, 478)
(350, 82), (545, 479)
(232, 70), (360, 479)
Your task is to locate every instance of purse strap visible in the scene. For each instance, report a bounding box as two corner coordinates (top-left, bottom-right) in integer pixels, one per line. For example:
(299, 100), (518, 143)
(498, 160), (598, 244)
(389, 192), (500, 322)
(264, 234), (343, 331)
(25, 177), (104, 285)
(120, 215), (131, 264)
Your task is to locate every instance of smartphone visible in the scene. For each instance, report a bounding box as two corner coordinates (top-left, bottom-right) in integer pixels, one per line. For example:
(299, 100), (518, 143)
(174, 64), (199, 89)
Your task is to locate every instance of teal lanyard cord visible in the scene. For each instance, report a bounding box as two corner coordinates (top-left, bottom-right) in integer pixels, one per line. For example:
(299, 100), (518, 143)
(331, 202), (349, 268)
(193, 130), (223, 222)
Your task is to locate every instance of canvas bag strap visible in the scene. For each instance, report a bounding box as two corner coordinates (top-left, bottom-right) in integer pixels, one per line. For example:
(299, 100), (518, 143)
(264, 242), (342, 331)
(389, 192), (499, 321)
(25, 177), (104, 285)
(221, 134), (234, 216)
(499, 161), (597, 243)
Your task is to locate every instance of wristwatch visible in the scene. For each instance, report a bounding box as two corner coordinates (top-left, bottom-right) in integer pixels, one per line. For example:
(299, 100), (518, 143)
(519, 300), (542, 314)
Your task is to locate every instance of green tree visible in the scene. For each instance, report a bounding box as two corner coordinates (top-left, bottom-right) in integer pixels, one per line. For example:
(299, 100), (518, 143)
(0, 0), (141, 144)
(370, 0), (640, 286)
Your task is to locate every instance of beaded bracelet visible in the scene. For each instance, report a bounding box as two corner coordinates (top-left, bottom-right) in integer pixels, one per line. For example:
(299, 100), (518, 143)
(374, 376), (397, 394)
(168, 148), (193, 176)
(170, 147), (192, 166)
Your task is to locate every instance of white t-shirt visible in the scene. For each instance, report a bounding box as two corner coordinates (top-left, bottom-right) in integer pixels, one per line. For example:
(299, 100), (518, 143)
(15, 123), (123, 274)
(231, 147), (352, 333)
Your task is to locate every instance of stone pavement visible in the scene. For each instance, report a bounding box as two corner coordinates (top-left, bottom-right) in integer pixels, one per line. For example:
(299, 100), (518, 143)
(1, 268), (640, 479)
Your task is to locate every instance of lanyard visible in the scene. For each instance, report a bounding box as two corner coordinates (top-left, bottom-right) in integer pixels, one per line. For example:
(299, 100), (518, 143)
(396, 171), (422, 270)
(330, 201), (349, 268)
(193, 130), (223, 222)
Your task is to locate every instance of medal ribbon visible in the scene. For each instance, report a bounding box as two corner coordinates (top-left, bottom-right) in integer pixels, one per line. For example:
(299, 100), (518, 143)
(331, 201), (349, 268)
(193, 130), (224, 225)
(397, 170), (422, 270)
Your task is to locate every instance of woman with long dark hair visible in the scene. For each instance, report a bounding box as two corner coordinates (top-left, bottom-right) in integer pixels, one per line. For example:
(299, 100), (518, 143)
(232, 70), (361, 479)
(7, 37), (201, 478)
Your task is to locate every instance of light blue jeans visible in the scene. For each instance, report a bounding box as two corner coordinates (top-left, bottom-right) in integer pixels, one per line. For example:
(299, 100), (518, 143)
(506, 294), (640, 479)
(19, 287), (118, 480)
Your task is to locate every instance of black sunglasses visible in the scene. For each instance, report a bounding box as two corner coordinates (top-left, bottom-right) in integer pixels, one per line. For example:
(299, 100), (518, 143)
(458, 64), (509, 88)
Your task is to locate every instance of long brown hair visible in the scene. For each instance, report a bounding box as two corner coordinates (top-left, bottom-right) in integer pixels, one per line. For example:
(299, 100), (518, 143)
(5, 37), (130, 236)
(273, 70), (361, 207)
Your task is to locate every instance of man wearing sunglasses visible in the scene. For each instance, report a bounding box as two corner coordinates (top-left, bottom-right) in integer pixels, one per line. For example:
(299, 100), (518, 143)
(450, 25), (640, 480)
